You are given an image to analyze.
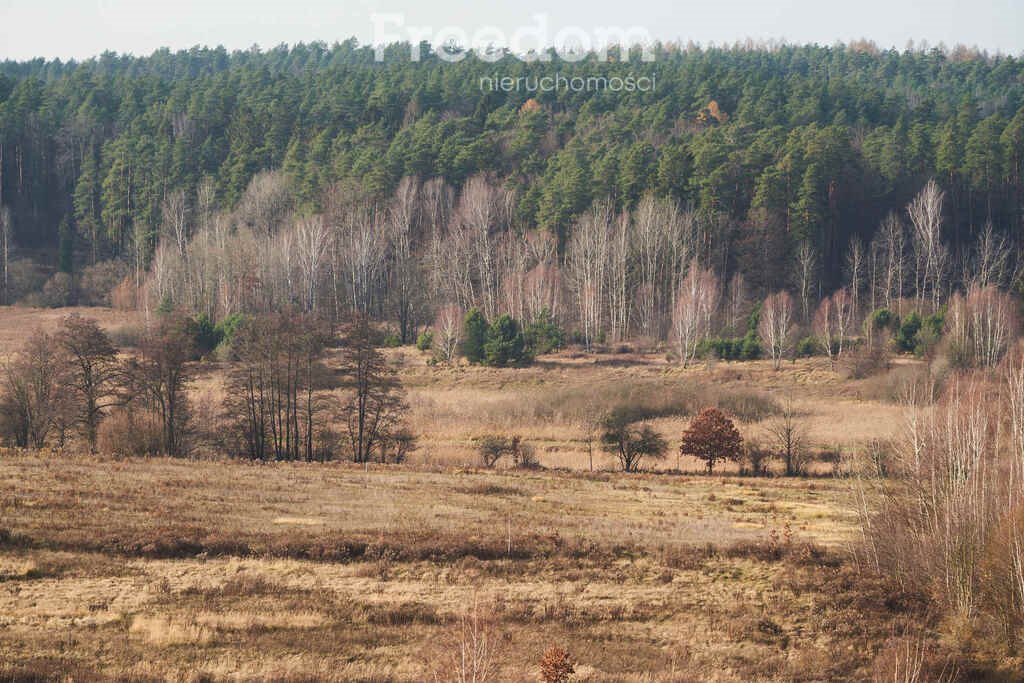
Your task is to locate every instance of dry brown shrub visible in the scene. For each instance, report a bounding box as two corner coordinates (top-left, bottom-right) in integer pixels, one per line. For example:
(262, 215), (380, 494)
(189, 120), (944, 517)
(842, 342), (891, 379)
(870, 635), (958, 682)
(539, 645), (574, 683)
(97, 408), (164, 457)
(78, 259), (129, 307)
(109, 275), (138, 311)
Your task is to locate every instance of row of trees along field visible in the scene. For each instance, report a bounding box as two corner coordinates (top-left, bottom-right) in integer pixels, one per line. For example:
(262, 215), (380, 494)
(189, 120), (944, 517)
(86, 172), (1024, 371)
(0, 42), (1023, 319)
(0, 313), (412, 461)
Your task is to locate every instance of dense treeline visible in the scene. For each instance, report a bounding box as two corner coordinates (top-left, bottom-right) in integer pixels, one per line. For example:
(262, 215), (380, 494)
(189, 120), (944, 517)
(1, 40), (1023, 310)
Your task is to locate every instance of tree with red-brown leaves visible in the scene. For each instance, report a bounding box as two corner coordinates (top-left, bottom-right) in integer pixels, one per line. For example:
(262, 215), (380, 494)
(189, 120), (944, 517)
(680, 407), (744, 474)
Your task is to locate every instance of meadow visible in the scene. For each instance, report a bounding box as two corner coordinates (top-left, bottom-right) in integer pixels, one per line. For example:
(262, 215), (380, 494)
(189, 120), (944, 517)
(0, 307), (952, 681)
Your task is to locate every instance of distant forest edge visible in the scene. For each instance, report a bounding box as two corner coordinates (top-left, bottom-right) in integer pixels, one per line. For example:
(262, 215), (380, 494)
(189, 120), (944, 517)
(0, 41), (1022, 324)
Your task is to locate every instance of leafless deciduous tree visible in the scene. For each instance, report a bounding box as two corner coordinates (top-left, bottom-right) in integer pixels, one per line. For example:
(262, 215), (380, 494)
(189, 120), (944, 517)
(844, 236), (865, 317)
(427, 595), (501, 683)
(434, 303), (463, 364)
(388, 176), (424, 342)
(725, 272), (749, 336)
(794, 241), (817, 324)
(606, 210), (631, 342)
(567, 201), (611, 350)
(334, 201), (388, 317)
(339, 317), (409, 463)
(671, 259), (719, 367)
(521, 236), (563, 323)
(759, 291), (795, 370)
(945, 284), (1017, 368)
(908, 180), (948, 312)
(455, 174), (515, 322)
(632, 195), (695, 338)
(225, 313), (333, 461)
(160, 188), (190, 258)
(125, 314), (196, 456)
(236, 169), (292, 234)
(969, 222), (1012, 289)
(765, 399), (811, 476)
(813, 287), (855, 369)
(55, 314), (124, 451)
(881, 375), (995, 620)
(0, 330), (70, 448)
(1000, 353), (1024, 637)
(295, 215), (330, 312)
(871, 212), (908, 314)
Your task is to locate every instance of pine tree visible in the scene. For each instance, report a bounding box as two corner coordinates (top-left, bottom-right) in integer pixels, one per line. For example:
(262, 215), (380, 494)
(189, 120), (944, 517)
(460, 308), (488, 364)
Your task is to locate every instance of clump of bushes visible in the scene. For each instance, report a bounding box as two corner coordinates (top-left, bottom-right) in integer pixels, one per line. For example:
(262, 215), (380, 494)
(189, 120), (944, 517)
(894, 310), (944, 356)
(741, 441), (772, 476)
(460, 308), (539, 367)
(416, 330), (433, 352)
(699, 306), (764, 361)
(476, 434), (537, 468)
(37, 273), (75, 308)
(714, 389), (783, 422)
(698, 332), (762, 361)
(382, 327), (402, 348)
(191, 312), (247, 358)
(523, 308), (565, 355)
(97, 408), (164, 457)
(795, 336), (818, 358)
(866, 306), (944, 357)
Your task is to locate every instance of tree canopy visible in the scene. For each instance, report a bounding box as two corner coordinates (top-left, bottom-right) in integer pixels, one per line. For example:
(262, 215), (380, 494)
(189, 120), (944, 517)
(1, 41), (1023, 288)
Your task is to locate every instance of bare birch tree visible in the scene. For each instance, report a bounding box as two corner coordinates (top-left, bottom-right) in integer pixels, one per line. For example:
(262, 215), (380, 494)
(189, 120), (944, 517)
(161, 188), (190, 258)
(456, 175), (514, 321)
(908, 180), (948, 312)
(794, 241), (817, 324)
(334, 202), (388, 316)
(970, 222), (1011, 289)
(671, 259), (719, 367)
(725, 272), (749, 335)
(566, 201), (611, 350)
(295, 215), (330, 312)
(434, 303), (463, 364)
(237, 170), (291, 234)
(814, 287), (854, 369)
(844, 236), (865, 317)
(947, 284), (1017, 369)
(388, 177), (423, 341)
(871, 212), (907, 314)
(521, 231), (562, 322)
(606, 210), (632, 342)
(759, 291), (795, 370)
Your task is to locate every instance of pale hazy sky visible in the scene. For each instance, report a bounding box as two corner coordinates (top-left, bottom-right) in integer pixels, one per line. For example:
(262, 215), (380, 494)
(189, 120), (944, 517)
(1, 0), (1021, 61)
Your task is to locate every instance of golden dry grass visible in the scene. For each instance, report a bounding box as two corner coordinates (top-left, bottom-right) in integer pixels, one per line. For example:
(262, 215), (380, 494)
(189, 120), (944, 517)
(0, 307), (939, 680)
(388, 347), (911, 472)
(0, 453), (927, 681)
(0, 305), (143, 358)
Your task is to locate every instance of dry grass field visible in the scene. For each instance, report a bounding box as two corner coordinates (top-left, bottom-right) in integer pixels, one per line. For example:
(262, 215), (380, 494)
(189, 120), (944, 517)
(0, 306), (955, 680)
(1, 455), (928, 681)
